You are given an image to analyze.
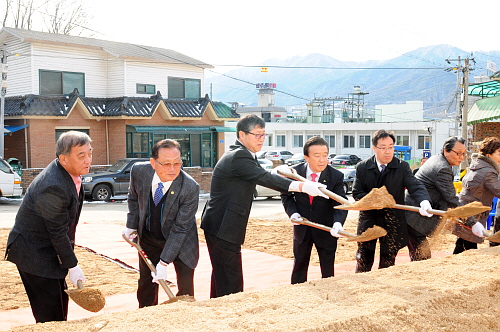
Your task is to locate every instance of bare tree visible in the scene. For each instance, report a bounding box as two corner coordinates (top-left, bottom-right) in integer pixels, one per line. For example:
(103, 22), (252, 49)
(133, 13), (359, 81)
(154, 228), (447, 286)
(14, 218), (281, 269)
(44, 0), (91, 36)
(1, 0), (93, 36)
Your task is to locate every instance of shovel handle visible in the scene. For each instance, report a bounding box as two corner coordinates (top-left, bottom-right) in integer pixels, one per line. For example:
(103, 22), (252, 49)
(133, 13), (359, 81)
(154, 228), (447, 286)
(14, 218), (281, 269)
(294, 219), (357, 238)
(393, 204), (446, 216)
(277, 169), (351, 206)
(122, 233), (176, 300)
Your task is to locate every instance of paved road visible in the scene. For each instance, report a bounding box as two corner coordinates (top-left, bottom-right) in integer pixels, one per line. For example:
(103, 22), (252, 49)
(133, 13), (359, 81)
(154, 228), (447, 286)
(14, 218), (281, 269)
(0, 194), (297, 229)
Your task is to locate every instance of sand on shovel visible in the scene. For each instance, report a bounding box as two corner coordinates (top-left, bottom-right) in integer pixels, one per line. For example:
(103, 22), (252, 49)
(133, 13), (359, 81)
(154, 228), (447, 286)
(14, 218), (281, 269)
(335, 186), (396, 211)
(65, 280), (106, 313)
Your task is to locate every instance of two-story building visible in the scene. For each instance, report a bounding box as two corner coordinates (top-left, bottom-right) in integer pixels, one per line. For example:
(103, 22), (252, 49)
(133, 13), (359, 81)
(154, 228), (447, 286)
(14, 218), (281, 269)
(0, 27), (239, 169)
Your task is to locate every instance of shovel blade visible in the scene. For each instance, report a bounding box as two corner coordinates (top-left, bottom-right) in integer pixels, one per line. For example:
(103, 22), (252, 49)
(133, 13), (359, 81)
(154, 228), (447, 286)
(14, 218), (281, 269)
(66, 287), (106, 313)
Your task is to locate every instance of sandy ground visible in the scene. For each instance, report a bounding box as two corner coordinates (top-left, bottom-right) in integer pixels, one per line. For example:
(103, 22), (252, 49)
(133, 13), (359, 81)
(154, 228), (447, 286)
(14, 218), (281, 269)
(2, 204), (497, 331)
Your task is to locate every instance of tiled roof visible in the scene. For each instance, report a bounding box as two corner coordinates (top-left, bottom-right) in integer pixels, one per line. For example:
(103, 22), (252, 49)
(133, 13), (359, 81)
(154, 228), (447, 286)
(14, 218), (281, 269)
(4, 91), (240, 120)
(212, 101), (240, 119)
(1, 27), (213, 69)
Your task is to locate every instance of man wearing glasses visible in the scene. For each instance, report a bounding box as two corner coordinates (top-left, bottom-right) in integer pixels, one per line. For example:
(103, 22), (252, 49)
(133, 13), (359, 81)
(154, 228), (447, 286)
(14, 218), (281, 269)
(123, 139), (199, 307)
(352, 129), (432, 272)
(405, 136), (467, 261)
(201, 114), (328, 298)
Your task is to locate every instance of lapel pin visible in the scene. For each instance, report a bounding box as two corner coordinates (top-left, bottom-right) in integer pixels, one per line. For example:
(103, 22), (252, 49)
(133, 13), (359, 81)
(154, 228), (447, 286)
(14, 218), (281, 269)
(170, 191), (175, 195)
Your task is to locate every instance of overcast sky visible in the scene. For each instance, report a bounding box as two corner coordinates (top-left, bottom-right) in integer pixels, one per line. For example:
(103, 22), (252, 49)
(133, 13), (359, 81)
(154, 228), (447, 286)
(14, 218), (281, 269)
(83, 0), (499, 70)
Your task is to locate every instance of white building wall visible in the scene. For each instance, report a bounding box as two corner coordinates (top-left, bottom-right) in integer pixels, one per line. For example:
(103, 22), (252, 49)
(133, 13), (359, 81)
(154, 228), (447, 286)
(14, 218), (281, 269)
(4, 36), (32, 96)
(30, 43), (110, 97)
(106, 57), (125, 97)
(223, 121), (455, 161)
(375, 101), (424, 122)
(124, 61), (205, 98)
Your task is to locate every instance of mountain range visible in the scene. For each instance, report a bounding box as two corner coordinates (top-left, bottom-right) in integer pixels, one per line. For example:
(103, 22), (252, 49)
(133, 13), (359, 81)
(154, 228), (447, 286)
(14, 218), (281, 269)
(205, 45), (500, 119)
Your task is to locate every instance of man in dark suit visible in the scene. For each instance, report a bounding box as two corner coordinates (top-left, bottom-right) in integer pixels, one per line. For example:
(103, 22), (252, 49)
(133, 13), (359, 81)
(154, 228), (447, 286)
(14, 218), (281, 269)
(123, 139), (199, 307)
(201, 114), (328, 298)
(5, 131), (92, 323)
(281, 136), (348, 284)
(405, 136), (466, 260)
(352, 129), (432, 272)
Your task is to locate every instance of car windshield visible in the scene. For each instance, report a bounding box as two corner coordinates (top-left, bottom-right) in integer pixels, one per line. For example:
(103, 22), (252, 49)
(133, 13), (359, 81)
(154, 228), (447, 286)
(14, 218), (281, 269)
(334, 156), (349, 160)
(0, 158), (13, 173)
(107, 159), (130, 172)
(291, 153), (303, 159)
(338, 169), (355, 178)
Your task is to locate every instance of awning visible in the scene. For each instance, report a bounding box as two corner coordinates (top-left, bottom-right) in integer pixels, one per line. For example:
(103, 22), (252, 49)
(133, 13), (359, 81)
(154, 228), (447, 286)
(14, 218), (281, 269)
(3, 124), (29, 135)
(467, 95), (500, 124)
(468, 81), (500, 98)
(127, 125), (213, 133)
(211, 126), (236, 132)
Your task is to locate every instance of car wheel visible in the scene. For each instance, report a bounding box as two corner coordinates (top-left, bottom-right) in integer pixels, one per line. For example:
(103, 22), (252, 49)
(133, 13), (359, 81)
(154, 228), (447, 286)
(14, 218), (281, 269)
(92, 184), (112, 201)
(343, 183), (349, 194)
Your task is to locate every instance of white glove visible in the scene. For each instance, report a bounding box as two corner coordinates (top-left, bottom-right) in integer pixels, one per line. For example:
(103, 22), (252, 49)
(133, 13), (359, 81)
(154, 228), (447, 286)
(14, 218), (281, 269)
(471, 222), (486, 238)
(122, 227), (137, 240)
(151, 261), (168, 284)
(271, 165), (292, 176)
(290, 212), (303, 226)
(300, 181), (329, 199)
(68, 265), (86, 287)
(419, 200), (433, 217)
(330, 222), (344, 237)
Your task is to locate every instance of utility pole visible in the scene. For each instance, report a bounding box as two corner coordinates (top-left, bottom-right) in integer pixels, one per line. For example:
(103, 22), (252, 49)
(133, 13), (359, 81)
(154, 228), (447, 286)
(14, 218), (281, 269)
(0, 44), (8, 158)
(445, 55), (474, 169)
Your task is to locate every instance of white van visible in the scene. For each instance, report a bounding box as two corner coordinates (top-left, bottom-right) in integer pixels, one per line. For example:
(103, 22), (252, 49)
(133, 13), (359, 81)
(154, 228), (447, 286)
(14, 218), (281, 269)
(0, 157), (22, 197)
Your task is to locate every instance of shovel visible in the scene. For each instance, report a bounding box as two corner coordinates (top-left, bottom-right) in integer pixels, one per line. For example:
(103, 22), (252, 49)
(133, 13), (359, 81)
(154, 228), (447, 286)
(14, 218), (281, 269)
(122, 233), (177, 303)
(295, 218), (387, 242)
(65, 279), (105, 312)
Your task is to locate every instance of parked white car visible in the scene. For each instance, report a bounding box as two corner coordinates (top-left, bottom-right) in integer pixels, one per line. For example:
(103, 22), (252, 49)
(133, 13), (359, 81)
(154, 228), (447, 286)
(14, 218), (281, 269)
(254, 168), (281, 199)
(0, 157), (23, 197)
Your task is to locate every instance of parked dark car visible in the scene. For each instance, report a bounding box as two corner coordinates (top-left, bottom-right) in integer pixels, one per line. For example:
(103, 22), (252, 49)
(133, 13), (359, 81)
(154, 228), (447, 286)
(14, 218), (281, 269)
(330, 154), (361, 166)
(337, 168), (356, 194)
(82, 158), (149, 201)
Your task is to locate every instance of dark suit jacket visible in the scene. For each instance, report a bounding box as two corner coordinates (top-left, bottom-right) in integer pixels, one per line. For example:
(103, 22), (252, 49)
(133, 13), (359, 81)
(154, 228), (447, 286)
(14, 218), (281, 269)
(353, 155), (430, 251)
(406, 154), (459, 236)
(126, 162), (200, 269)
(6, 159), (83, 279)
(281, 163), (348, 246)
(201, 141), (292, 245)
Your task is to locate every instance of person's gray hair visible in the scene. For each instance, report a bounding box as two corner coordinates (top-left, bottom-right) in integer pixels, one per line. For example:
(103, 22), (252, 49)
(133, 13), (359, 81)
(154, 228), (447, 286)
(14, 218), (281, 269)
(56, 131), (92, 157)
(236, 114), (265, 139)
(441, 136), (466, 153)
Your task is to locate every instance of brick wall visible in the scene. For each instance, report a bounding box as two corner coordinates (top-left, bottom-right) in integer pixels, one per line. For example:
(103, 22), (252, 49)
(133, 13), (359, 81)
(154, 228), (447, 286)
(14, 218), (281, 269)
(472, 122), (500, 143)
(21, 165), (212, 194)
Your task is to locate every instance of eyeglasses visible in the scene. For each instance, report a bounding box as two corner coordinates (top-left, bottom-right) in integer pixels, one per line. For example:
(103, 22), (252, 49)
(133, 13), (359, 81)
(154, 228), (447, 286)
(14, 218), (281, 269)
(246, 132), (268, 140)
(451, 150), (466, 157)
(375, 146), (395, 151)
(155, 160), (183, 168)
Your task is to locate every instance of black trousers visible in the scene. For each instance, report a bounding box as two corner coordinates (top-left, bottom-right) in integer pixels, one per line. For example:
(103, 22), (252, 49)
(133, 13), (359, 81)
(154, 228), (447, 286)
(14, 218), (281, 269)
(18, 268), (69, 323)
(453, 237), (478, 254)
(291, 227), (336, 284)
(204, 231), (243, 298)
(355, 243), (397, 273)
(407, 226), (431, 261)
(491, 216), (500, 247)
(137, 228), (194, 308)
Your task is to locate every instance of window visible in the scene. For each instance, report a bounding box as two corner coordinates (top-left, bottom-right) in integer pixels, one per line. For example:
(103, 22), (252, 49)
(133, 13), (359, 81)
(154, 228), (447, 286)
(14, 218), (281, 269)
(306, 134), (320, 140)
(263, 134), (272, 146)
(359, 135), (371, 148)
(136, 83), (156, 94)
(343, 135), (355, 148)
(40, 70), (85, 96)
(293, 135), (303, 148)
(325, 135), (335, 148)
(396, 135), (409, 146)
(418, 135), (431, 149)
(276, 135), (286, 147)
(168, 77), (201, 99)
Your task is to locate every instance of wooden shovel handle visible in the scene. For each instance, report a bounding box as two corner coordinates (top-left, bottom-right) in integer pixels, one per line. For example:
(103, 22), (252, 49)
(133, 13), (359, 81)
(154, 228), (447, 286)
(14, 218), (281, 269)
(393, 204), (446, 216)
(294, 219), (357, 238)
(277, 169), (351, 206)
(122, 233), (175, 299)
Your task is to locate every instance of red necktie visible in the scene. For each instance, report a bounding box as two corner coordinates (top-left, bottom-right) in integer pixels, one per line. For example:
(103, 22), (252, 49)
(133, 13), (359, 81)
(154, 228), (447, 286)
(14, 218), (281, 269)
(309, 173), (318, 205)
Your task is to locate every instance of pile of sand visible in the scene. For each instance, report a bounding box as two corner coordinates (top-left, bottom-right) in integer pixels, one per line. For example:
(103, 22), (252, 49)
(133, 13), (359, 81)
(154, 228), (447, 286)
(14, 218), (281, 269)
(8, 246), (500, 332)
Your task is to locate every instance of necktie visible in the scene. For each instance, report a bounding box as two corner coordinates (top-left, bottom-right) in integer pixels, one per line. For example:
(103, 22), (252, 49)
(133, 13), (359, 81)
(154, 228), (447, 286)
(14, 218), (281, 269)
(153, 182), (164, 206)
(380, 164), (386, 173)
(309, 173), (318, 205)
